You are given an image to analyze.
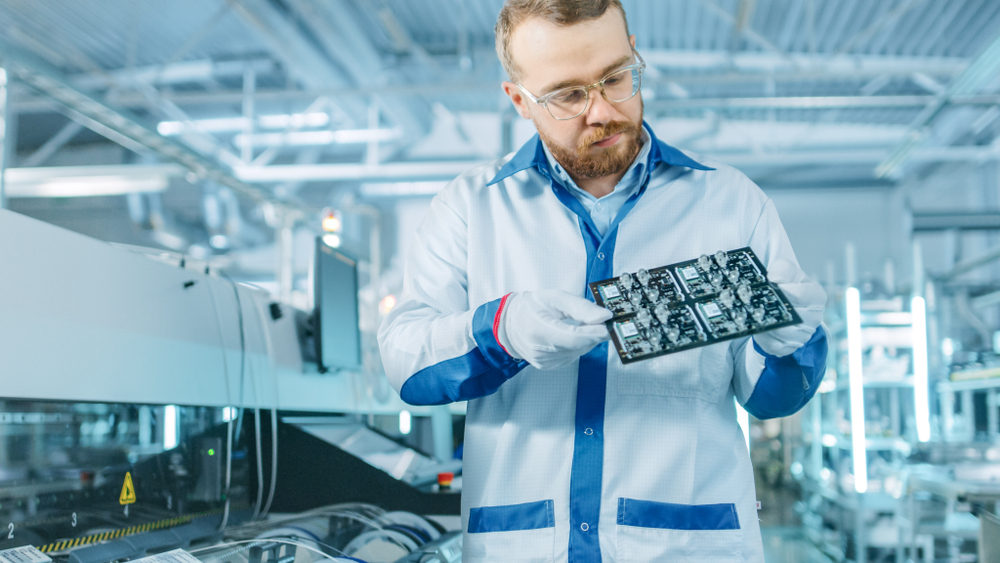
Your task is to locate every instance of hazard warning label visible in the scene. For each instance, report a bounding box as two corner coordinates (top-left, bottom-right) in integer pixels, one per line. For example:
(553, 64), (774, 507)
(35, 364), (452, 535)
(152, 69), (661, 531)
(119, 472), (136, 505)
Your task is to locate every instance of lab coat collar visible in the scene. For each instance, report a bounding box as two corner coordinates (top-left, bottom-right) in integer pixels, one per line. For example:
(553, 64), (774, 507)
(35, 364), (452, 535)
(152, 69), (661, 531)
(487, 120), (713, 186)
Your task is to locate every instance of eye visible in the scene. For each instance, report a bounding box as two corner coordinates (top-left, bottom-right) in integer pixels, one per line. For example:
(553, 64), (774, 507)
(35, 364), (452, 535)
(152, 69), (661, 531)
(551, 89), (585, 105)
(604, 75), (623, 86)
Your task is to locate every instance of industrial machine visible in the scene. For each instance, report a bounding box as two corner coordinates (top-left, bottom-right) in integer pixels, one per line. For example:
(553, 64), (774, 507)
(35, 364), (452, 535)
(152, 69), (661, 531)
(0, 209), (461, 563)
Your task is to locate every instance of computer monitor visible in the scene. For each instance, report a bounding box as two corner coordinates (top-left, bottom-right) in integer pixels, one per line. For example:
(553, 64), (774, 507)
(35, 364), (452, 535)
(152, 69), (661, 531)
(313, 238), (361, 372)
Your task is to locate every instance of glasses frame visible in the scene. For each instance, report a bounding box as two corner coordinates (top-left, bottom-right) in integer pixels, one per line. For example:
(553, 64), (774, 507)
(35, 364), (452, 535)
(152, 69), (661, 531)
(517, 48), (646, 121)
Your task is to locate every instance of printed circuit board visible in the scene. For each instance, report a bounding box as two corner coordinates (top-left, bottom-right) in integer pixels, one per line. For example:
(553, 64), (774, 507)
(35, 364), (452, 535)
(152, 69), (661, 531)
(589, 247), (802, 364)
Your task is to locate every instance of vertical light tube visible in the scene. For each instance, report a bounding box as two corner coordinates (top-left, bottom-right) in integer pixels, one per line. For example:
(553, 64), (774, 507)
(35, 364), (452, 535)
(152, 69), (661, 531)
(163, 405), (178, 450)
(912, 296), (931, 442)
(846, 288), (868, 493)
(0, 67), (8, 210)
(735, 399), (750, 452)
(399, 410), (412, 435)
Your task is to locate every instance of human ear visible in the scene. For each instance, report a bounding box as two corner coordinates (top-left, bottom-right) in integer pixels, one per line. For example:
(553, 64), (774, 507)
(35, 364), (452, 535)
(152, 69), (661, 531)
(502, 81), (533, 119)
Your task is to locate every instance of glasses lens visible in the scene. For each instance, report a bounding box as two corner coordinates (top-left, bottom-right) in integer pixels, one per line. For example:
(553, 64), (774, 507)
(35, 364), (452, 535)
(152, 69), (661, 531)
(603, 67), (640, 103)
(546, 87), (590, 120)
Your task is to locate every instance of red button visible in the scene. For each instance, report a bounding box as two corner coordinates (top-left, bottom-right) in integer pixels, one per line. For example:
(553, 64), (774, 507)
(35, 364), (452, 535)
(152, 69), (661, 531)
(437, 472), (454, 487)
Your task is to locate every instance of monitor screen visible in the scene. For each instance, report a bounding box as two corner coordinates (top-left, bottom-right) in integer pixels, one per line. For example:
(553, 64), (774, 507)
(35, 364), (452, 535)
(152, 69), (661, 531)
(314, 239), (361, 372)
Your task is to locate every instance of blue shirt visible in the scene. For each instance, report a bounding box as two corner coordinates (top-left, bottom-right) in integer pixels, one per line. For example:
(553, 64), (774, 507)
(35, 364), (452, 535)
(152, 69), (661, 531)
(541, 126), (653, 237)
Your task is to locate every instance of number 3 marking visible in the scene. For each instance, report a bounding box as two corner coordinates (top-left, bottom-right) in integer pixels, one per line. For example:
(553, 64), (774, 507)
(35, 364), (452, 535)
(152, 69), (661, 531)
(72, 512), (78, 527)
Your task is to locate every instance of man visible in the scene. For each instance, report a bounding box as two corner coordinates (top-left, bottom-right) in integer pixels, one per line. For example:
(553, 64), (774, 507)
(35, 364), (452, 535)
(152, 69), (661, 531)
(378, 1), (827, 561)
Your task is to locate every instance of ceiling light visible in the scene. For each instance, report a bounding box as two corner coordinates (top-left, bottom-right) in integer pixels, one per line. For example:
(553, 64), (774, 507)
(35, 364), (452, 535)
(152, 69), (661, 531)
(157, 112), (331, 136)
(232, 128), (402, 148)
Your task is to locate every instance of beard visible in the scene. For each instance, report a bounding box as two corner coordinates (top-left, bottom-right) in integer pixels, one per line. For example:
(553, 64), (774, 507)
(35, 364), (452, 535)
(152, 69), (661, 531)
(537, 107), (644, 180)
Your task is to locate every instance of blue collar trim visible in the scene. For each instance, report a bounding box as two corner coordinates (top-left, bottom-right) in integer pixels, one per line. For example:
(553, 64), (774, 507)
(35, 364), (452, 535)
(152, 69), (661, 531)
(486, 120), (714, 186)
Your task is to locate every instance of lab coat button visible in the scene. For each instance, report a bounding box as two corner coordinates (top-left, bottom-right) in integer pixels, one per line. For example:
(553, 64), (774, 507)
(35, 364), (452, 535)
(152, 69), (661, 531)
(580, 523), (589, 532)
(584, 428), (594, 435)
(597, 252), (605, 260)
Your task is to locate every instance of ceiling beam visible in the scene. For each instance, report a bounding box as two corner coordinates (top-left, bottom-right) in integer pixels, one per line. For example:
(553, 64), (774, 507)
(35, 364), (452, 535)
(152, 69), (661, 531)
(876, 27), (1000, 178)
(0, 36), (305, 213)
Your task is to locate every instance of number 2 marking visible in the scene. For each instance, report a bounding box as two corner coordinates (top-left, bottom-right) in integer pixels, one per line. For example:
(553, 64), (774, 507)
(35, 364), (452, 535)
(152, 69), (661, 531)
(7, 523), (13, 539)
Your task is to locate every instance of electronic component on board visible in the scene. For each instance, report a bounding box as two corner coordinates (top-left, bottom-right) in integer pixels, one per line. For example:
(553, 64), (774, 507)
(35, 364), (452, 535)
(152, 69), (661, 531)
(589, 247), (802, 364)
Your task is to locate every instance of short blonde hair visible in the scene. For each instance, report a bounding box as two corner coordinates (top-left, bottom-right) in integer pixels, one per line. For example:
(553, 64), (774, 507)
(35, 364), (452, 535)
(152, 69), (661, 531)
(495, 0), (629, 82)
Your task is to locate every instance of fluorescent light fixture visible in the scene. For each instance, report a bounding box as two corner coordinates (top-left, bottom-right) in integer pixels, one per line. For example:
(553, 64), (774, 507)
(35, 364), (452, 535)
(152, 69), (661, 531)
(233, 128), (401, 148)
(912, 296), (931, 442)
(399, 410), (412, 435)
(846, 287), (868, 493)
(322, 234), (341, 248)
(5, 164), (180, 197)
(157, 112), (330, 136)
(735, 399), (750, 451)
(360, 181), (447, 197)
(258, 113), (330, 129)
(222, 407), (237, 422)
(158, 117), (247, 136)
(209, 234), (229, 249)
(164, 405), (178, 450)
(821, 433), (838, 447)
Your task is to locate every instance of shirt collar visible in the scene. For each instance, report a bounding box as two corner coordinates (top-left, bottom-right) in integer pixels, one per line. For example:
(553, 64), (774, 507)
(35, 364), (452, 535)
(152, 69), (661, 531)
(541, 127), (653, 199)
(486, 120), (713, 186)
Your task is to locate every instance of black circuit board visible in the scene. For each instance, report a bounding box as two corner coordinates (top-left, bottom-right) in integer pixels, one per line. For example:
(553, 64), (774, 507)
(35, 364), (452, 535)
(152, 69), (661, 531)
(590, 247), (802, 364)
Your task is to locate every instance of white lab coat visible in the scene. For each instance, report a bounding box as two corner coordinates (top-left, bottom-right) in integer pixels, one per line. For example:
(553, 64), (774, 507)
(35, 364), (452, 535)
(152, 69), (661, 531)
(378, 123), (826, 563)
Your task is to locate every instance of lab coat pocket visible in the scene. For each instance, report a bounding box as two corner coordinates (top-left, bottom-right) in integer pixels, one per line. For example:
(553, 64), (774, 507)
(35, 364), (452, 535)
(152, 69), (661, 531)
(464, 500), (555, 563)
(615, 498), (743, 563)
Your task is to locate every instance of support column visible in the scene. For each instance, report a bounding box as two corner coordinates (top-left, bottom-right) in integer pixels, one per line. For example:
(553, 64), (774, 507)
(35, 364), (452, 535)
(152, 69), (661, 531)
(0, 65), (9, 209)
(241, 67), (256, 164)
(430, 406), (454, 463)
(276, 214), (295, 303)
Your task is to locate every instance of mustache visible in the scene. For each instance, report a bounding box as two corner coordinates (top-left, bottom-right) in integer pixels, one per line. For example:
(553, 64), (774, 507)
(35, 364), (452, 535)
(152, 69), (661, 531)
(578, 120), (641, 150)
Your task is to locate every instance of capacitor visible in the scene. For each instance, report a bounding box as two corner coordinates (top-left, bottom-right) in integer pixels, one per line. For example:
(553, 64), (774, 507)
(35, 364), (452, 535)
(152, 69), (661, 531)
(637, 268), (650, 286)
(666, 326), (681, 343)
(720, 288), (735, 308)
(714, 250), (729, 268)
(727, 268), (740, 284)
(711, 272), (724, 288)
(636, 307), (651, 327)
(737, 282), (752, 304)
(648, 331), (662, 349)
(646, 286), (660, 302)
(698, 254), (712, 272)
(752, 307), (766, 323)
(654, 304), (670, 323)
(620, 272), (633, 289)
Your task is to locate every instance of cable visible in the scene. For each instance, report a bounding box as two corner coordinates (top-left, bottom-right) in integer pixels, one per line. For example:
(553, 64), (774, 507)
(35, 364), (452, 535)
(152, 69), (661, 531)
(218, 272), (264, 522)
(190, 538), (368, 563)
(251, 407), (264, 520)
(220, 272), (248, 447)
(206, 279), (236, 531)
(255, 297), (280, 517)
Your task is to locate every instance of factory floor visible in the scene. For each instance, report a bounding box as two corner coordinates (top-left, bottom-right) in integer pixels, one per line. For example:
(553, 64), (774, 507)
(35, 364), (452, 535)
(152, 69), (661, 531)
(758, 477), (832, 562)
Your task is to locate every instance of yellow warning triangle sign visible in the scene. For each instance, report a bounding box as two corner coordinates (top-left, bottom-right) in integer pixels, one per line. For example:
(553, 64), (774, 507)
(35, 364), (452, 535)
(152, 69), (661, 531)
(119, 472), (136, 505)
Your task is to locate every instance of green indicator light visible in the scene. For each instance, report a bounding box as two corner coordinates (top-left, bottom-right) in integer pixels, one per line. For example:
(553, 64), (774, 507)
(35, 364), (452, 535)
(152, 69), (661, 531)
(208, 449), (215, 456)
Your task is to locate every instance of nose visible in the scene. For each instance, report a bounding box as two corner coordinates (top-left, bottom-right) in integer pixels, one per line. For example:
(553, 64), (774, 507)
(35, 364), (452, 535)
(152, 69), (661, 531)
(584, 87), (616, 126)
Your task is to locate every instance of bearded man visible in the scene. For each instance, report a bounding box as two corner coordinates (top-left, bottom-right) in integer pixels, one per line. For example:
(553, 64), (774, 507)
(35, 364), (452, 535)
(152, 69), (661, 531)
(378, 1), (828, 561)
